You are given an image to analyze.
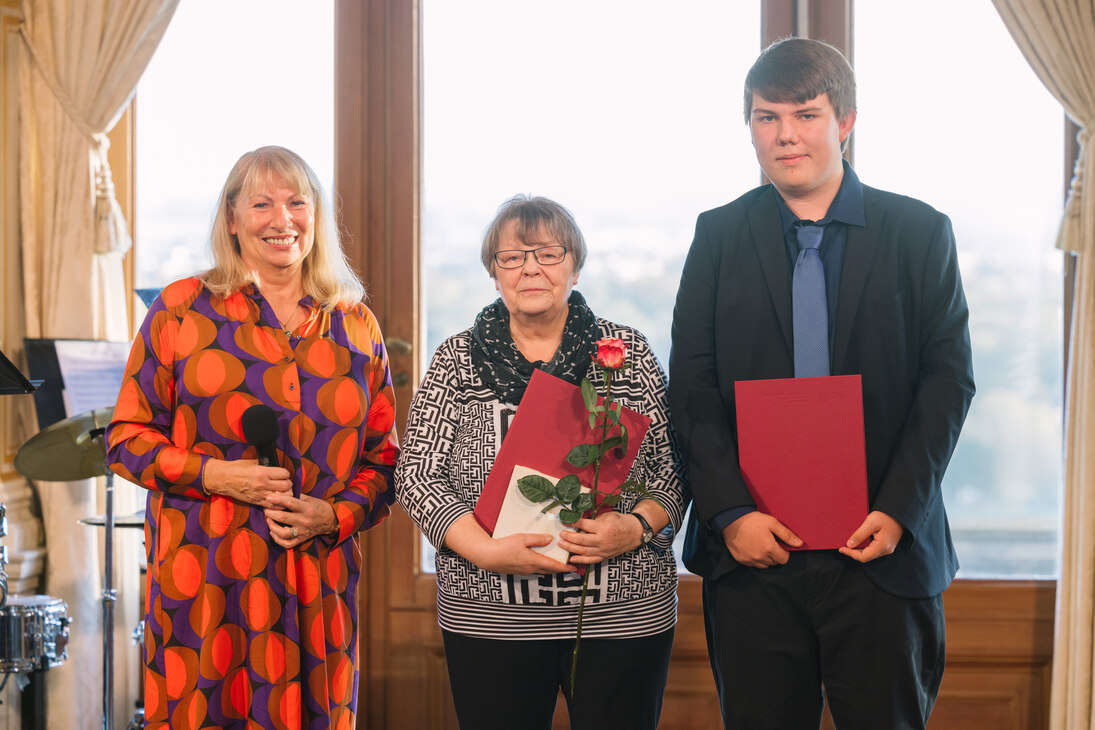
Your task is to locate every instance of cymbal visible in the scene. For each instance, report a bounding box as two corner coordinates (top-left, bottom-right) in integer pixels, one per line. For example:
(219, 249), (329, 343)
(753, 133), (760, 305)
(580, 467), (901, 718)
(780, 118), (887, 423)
(14, 407), (114, 482)
(79, 510), (145, 529)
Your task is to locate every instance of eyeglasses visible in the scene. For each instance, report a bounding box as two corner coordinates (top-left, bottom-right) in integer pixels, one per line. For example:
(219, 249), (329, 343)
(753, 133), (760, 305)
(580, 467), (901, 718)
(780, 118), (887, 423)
(493, 245), (568, 269)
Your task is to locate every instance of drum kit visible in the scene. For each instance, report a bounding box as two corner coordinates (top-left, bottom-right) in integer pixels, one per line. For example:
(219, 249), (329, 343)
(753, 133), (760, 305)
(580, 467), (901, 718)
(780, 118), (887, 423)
(4, 404), (147, 730)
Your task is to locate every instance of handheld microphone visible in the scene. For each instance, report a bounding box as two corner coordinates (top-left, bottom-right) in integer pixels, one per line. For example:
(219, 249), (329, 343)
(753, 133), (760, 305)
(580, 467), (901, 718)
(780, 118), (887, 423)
(242, 404), (279, 467)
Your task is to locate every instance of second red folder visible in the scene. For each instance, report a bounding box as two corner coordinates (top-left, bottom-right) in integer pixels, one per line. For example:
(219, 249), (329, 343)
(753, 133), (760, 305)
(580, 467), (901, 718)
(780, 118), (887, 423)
(734, 374), (869, 550)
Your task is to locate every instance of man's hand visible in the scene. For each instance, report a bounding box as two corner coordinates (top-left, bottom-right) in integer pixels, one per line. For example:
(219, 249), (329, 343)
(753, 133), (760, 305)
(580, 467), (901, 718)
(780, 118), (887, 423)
(721, 512), (802, 568)
(838, 511), (904, 563)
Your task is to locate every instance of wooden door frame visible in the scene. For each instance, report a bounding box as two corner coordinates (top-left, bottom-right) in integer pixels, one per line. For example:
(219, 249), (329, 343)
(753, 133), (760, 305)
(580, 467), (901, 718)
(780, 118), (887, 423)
(334, 1), (434, 726)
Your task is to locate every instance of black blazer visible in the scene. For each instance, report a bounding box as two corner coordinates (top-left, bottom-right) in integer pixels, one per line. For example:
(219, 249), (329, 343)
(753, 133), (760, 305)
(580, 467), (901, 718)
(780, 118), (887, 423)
(669, 183), (975, 599)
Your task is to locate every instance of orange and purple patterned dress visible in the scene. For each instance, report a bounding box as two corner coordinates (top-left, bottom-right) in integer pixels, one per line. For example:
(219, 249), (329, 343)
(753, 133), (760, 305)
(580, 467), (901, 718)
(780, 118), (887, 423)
(106, 278), (398, 730)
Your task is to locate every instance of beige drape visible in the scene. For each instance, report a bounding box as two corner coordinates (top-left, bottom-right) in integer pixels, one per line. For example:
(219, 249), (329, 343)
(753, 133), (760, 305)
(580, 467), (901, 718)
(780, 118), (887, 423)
(990, 1), (1095, 728)
(17, 0), (177, 727)
(991, 0), (1094, 258)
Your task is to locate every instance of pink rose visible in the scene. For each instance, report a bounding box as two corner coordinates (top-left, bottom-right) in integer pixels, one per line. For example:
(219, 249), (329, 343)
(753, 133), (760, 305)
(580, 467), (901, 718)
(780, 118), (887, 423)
(593, 337), (627, 370)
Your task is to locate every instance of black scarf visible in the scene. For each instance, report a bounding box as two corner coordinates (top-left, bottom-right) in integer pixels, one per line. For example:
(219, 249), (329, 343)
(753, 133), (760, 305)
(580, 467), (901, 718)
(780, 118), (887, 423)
(470, 291), (599, 405)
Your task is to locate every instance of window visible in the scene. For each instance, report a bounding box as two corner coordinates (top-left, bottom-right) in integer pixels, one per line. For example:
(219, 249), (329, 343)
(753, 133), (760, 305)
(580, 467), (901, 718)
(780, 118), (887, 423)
(135, 0), (334, 292)
(856, 1), (1064, 577)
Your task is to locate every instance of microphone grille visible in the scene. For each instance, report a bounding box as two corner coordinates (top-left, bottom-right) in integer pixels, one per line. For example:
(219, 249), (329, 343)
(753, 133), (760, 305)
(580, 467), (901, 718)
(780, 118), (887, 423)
(241, 404), (279, 446)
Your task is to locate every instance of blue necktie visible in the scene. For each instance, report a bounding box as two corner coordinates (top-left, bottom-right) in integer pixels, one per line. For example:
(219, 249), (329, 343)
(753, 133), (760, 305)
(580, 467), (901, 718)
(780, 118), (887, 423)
(793, 224), (829, 377)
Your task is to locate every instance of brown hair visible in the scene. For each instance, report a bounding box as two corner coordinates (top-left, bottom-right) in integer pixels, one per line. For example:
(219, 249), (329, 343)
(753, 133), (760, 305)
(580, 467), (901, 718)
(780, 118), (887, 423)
(744, 37), (856, 149)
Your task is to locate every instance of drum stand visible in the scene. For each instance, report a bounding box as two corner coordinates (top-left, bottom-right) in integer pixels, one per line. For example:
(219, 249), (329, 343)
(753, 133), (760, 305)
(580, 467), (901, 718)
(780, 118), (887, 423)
(125, 618), (145, 730)
(89, 426), (116, 730)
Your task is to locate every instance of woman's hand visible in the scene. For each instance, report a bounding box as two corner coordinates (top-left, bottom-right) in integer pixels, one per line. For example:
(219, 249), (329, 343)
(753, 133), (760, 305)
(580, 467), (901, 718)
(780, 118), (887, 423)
(443, 514), (574, 575)
(202, 458), (292, 506)
(559, 500), (671, 565)
(264, 493), (339, 549)
(471, 533), (576, 575)
(558, 512), (643, 564)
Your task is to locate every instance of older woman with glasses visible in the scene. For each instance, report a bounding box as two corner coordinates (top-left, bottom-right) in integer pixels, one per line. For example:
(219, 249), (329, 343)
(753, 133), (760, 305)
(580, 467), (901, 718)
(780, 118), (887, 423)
(395, 194), (687, 730)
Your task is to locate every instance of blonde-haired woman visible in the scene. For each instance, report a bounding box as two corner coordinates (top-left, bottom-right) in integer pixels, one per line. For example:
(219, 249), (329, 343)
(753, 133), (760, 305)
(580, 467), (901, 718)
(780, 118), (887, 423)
(107, 146), (399, 728)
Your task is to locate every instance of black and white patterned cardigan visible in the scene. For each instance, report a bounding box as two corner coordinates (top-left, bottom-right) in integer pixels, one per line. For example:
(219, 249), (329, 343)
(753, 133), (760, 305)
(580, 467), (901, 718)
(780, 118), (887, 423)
(395, 318), (689, 639)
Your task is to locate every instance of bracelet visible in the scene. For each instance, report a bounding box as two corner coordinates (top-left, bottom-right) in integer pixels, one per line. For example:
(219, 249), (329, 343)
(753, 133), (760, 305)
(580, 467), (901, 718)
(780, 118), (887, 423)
(632, 512), (655, 546)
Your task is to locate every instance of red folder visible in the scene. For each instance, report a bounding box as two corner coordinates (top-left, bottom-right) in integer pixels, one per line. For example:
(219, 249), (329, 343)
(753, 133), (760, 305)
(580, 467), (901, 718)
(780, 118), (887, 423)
(475, 369), (651, 535)
(734, 374), (868, 550)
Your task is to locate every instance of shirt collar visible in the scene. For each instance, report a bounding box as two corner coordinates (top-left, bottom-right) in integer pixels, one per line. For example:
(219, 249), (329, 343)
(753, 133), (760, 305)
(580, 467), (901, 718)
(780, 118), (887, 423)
(242, 281), (316, 309)
(776, 159), (866, 234)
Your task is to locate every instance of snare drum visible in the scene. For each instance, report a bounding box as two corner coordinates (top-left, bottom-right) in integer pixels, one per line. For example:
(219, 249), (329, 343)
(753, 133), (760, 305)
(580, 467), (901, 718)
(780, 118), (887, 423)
(0, 595), (71, 673)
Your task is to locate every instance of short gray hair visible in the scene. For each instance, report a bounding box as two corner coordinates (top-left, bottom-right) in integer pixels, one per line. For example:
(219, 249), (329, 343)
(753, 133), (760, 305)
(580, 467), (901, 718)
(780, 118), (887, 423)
(480, 195), (587, 277)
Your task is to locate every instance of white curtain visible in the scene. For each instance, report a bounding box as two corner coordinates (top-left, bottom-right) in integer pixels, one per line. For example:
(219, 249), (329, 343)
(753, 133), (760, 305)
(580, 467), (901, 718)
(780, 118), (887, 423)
(990, 1), (1095, 728)
(16, 0), (178, 727)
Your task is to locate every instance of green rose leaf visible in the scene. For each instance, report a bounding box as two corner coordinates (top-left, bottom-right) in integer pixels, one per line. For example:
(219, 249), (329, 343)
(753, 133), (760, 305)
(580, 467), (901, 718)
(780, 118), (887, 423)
(581, 378), (597, 412)
(555, 474), (582, 502)
(600, 436), (623, 458)
(600, 493), (622, 508)
(566, 443), (598, 468)
(617, 480), (666, 510)
(518, 475), (556, 503)
(559, 508), (582, 525)
(575, 492), (594, 513)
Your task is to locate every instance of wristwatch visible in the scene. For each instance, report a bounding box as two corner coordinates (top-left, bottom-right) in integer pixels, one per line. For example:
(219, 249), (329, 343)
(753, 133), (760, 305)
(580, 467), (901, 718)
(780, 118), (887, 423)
(632, 512), (655, 546)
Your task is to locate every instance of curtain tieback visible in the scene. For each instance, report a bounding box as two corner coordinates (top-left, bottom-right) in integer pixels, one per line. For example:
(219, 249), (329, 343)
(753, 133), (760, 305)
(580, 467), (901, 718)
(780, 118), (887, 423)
(1056, 126), (1090, 254)
(19, 23), (132, 256)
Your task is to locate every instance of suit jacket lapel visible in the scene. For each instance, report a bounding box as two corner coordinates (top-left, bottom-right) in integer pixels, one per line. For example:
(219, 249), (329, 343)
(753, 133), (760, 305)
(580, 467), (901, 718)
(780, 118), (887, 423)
(833, 190), (879, 371)
(747, 188), (794, 356)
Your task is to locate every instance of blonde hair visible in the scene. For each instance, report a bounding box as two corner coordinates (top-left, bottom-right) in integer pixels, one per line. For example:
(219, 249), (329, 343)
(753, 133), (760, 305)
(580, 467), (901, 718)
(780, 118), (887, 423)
(200, 146), (365, 309)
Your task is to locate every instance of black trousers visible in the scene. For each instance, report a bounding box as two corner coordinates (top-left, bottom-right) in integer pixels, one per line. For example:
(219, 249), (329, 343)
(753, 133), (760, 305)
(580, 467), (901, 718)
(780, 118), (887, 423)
(702, 552), (945, 730)
(442, 627), (675, 730)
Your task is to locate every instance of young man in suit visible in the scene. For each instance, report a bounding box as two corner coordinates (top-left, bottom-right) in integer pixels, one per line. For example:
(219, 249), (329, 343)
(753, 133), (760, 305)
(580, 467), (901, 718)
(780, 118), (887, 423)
(669, 37), (975, 729)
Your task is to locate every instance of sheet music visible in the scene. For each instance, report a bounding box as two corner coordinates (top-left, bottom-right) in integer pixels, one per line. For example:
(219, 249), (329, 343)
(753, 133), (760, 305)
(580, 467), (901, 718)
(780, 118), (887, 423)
(54, 341), (130, 416)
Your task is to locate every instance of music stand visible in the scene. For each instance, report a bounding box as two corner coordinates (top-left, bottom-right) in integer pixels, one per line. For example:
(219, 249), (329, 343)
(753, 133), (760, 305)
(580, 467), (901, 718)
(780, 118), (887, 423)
(0, 348), (41, 395)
